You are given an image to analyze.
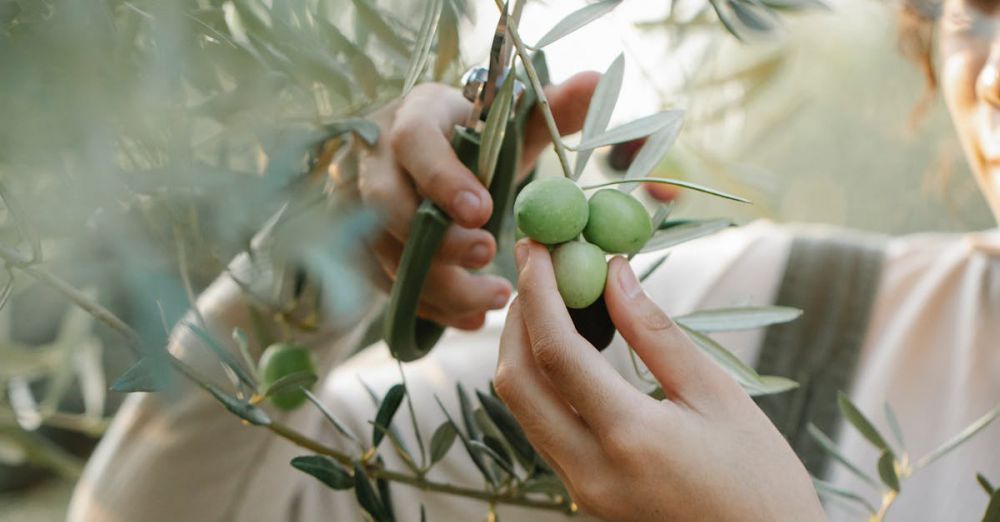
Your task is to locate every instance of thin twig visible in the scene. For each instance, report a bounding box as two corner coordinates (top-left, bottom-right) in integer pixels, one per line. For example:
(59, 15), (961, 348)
(493, 0), (573, 179)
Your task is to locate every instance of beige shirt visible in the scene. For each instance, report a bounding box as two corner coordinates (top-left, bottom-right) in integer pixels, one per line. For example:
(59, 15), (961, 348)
(68, 221), (1000, 521)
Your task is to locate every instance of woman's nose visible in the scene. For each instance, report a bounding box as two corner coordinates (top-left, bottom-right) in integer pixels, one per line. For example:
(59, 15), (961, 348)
(977, 46), (1000, 109)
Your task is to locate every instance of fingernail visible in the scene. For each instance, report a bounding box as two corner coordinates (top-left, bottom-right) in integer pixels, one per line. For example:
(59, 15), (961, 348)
(453, 191), (482, 223)
(617, 261), (642, 299)
(492, 290), (510, 310)
(514, 241), (529, 271)
(465, 242), (491, 267)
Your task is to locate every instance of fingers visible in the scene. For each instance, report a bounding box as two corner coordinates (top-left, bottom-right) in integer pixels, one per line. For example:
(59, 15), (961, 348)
(603, 257), (737, 407)
(495, 300), (599, 466)
(520, 71), (601, 177)
(390, 85), (493, 228)
(368, 233), (511, 324)
(513, 239), (640, 430)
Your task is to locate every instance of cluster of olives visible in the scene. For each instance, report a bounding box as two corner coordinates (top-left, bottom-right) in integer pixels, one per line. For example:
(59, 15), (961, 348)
(514, 176), (653, 347)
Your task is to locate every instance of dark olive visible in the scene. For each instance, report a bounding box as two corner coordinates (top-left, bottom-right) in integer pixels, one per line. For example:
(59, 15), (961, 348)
(568, 296), (616, 351)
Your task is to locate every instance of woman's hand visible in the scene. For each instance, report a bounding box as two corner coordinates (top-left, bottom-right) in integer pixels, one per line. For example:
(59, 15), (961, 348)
(357, 74), (598, 331)
(494, 240), (827, 521)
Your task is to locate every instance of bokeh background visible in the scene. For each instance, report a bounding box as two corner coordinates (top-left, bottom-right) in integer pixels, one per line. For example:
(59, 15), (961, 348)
(1, 0), (995, 519)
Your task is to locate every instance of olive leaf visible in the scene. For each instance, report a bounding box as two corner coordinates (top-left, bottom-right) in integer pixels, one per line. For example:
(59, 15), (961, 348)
(639, 218), (734, 254)
(837, 392), (891, 454)
(359, 379), (412, 457)
(476, 389), (536, 469)
(759, 0), (829, 10)
(401, 0), (443, 95)
(729, 0), (777, 33)
(231, 328), (260, 384)
(681, 326), (798, 396)
(984, 488), (1000, 522)
(377, 470), (396, 522)
(811, 478), (877, 515)
(675, 306), (802, 333)
(456, 383), (481, 441)
(433, 394), (497, 486)
(185, 322), (256, 389)
(478, 72), (516, 187)
(370, 421), (421, 475)
(303, 388), (361, 445)
(884, 402), (906, 451)
(877, 450), (900, 492)
(978, 473), (996, 496)
(573, 53), (624, 180)
(520, 474), (571, 499)
(354, 462), (392, 522)
(260, 370), (317, 398)
(638, 253), (670, 282)
(582, 179), (749, 204)
(110, 357), (160, 393)
(204, 383), (271, 426)
(469, 439), (517, 478)
(372, 384), (406, 448)
(806, 423), (879, 488)
(572, 110), (685, 151)
(532, 0), (621, 49)
(429, 421), (458, 465)
(291, 455), (355, 490)
(915, 403), (1000, 470)
(620, 117), (685, 193)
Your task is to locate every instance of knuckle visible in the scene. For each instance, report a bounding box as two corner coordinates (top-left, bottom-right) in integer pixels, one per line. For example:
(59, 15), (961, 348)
(640, 303), (675, 333)
(387, 121), (419, 155)
(531, 333), (567, 374)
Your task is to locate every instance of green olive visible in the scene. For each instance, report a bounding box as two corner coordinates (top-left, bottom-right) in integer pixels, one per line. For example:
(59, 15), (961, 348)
(583, 189), (653, 255)
(552, 241), (607, 309)
(514, 177), (589, 245)
(258, 343), (315, 411)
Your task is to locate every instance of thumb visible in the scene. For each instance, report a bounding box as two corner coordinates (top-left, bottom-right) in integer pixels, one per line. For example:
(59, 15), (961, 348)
(519, 71), (601, 178)
(602, 256), (735, 404)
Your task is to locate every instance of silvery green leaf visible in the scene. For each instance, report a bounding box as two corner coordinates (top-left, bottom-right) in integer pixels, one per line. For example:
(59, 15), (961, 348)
(476, 389), (536, 468)
(372, 384), (406, 448)
(469, 439), (517, 478)
(915, 404), (1000, 470)
(620, 117), (685, 193)
(806, 424), (878, 488)
(742, 375), (799, 397)
(837, 392), (891, 453)
(350, 0), (411, 61)
(533, 0), (621, 49)
(708, 0), (745, 41)
(582, 178), (749, 203)
(639, 218), (733, 254)
(812, 478), (877, 515)
(520, 474), (570, 498)
(638, 253), (670, 282)
(682, 326), (796, 396)
(573, 53), (624, 180)
(429, 421), (458, 465)
(478, 72), (516, 186)
(261, 370), (317, 398)
(353, 463), (391, 522)
(401, 0), (443, 95)
(232, 328), (260, 384)
(360, 379), (413, 457)
(979, 473), (995, 496)
(205, 384), (271, 426)
(376, 474), (395, 522)
(456, 383), (481, 441)
(291, 455), (355, 490)
(984, 489), (1000, 522)
(370, 421), (420, 475)
(877, 450), (900, 492)
(729, 0), (776, 32)
(483, 434), (513, 470)
(884, 402), (905, 451)
(433, 395), (496, 486)
(675, 306), (802, 333)
(185, 322), (256, 389)
(303, 389), (361, 444)
(110, 358), (160, 393)
(758, 0), (829, 10)
(573, 110), (685, 151)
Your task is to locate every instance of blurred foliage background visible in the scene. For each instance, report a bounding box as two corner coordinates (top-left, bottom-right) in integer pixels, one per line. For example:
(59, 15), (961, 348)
(0, 0), (995, 519)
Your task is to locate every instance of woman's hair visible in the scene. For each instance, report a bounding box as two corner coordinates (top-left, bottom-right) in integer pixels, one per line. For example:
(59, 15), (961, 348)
(898, 0), (941, 126)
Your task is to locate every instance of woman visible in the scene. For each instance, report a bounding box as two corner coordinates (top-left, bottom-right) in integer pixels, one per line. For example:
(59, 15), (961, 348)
(70, 0), (999, 520)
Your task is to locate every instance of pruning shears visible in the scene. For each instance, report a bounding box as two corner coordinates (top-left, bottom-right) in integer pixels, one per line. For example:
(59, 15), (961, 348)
(384, 5), (547, 362)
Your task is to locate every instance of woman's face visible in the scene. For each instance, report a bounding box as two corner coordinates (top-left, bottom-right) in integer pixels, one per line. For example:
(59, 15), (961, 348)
(940, 0), (1000, 222)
